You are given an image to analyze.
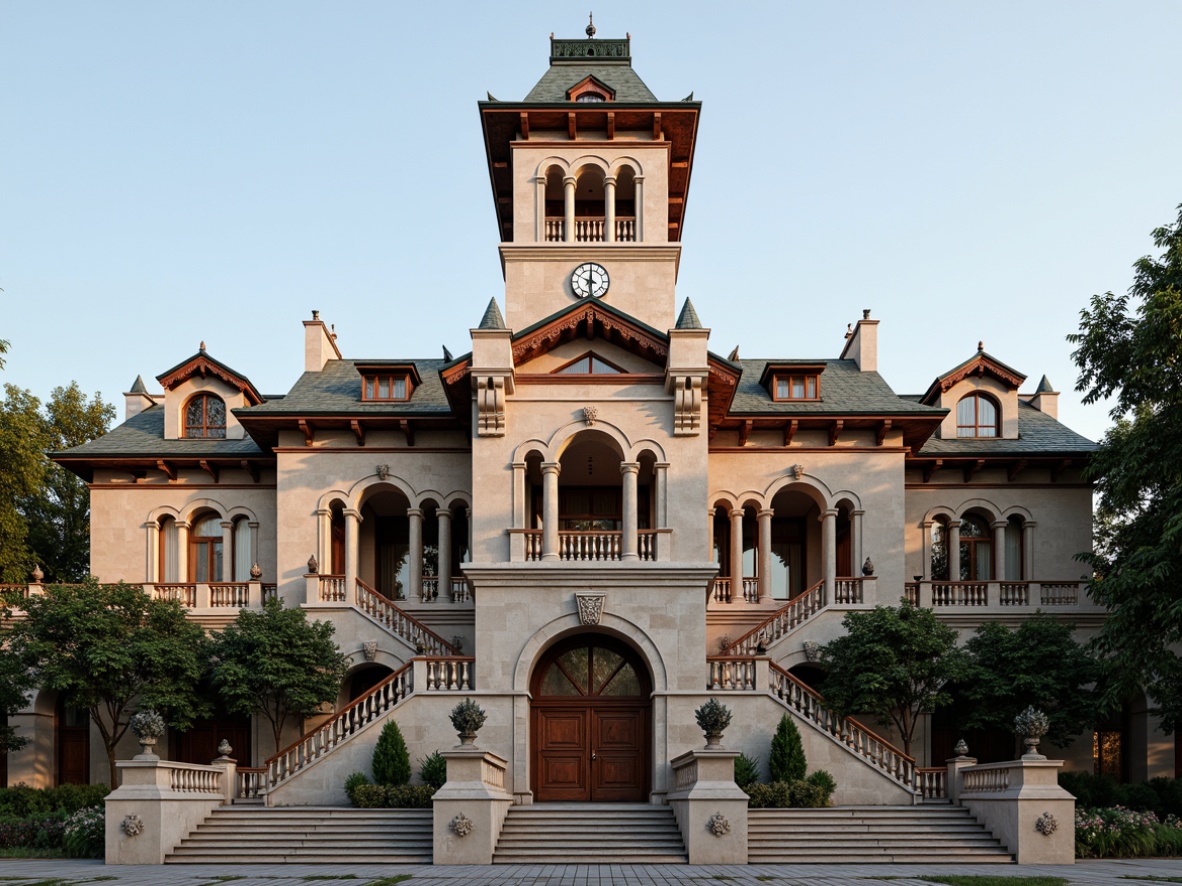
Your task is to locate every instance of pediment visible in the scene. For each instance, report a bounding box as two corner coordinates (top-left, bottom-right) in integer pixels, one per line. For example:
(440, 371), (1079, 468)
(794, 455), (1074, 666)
(920, 350), (1026, 405)
(511, 303), (669, 368)
(156, 349), (263, 405)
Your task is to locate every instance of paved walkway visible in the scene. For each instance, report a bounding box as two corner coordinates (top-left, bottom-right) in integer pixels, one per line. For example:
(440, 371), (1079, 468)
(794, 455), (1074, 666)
(1, 858), (1181, 885)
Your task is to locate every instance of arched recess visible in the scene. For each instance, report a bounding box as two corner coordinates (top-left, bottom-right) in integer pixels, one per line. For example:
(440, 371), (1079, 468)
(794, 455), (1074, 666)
(764, 478), (831, 600)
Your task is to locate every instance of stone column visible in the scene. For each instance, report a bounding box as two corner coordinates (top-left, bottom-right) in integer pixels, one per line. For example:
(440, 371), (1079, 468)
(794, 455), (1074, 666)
(654, 463), (669, 528)
(533, 174), (546, 241)
(220, 521), (233, 583)
(176, 521), (190, 583)
(992, 520), (1007, 582)
(145, 521), (160, 583)
(729, 508), (744, 604)
(948, 521), (961, 583)
(851, 509), (865, 577)
(1022, 521), (1036, 580)
(438, 507), (453, 600)
(541, 462), (561, 560)
(920, 520), (933, 581)
(248, 521), (259, 575)
(316, 507), (331, 573)
(634, 175), (645, 241)
(820, 508), (838, 599)
(408, 507), (423, 600)
(757, 508), (774, 604)
(563, 175), (576, 243)
(344, 508), (362, 603)
(603, 174), (616, 242)
(620, 461), (639, 561)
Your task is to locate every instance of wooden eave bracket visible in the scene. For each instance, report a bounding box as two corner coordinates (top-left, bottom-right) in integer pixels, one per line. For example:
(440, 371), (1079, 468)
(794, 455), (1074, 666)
(568, 112), (577, 140)
(829, 420), (844, 447)
(156, 459), (177, 481)
(652, 111), (662, 140)
(241, 460), (260, 483)
(519, 112), (530, 139)
(298, 419), (315, 447)
(1050, 458), (1072, 482)
(1008, 458), (1028, 482)
(199, 460), (220, 483)
(783, 420), (798, 447)
(922, 459), (943, 483)
(876, 419), (892, 447)
(963, 459), (985, 483)
(737, 420), (752, 447)
(399, 419), (414, 447)
(607, 112), (615, 139)
(351, 420), (366, 447)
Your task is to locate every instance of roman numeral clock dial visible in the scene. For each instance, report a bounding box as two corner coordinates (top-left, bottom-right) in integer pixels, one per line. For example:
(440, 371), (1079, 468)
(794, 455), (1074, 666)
(571, 262), (610, 299)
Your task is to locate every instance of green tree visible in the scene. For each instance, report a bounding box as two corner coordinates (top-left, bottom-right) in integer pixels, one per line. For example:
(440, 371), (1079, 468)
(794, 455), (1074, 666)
(820, 601), (962, 756)
(768, 713), (806, 783)
(8, 579), (211, 784)
(1068, 203), (1182, 731)
(372, 719), (411, 786)
(0, 620), (36, 752)
(210, 598), (350, 755)
(0, 384), (48, 582)
(25, 383), (115, 582)
(957, 615), (1100, 747)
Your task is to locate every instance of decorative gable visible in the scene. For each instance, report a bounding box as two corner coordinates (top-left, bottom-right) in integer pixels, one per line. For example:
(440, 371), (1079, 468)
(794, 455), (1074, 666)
(923, 347), (1026, 440)
(566, 74), (616, 103)
(156, 346), (263, 441)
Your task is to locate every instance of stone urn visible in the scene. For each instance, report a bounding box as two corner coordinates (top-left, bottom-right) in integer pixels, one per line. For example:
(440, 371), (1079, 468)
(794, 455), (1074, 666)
(449, 698), (487, 748)
(129, 709), (166, 759)
(694, 697), (733, 748)
(1014, 705), (1050, 759)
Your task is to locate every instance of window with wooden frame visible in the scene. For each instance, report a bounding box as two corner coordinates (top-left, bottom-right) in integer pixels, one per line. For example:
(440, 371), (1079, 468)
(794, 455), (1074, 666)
(956, 392), (999, 437)
(772, 373), (820, 401)
(184, 393), (227, 438)
(362, 373), (410, 401)
(553, 352), (625, 375)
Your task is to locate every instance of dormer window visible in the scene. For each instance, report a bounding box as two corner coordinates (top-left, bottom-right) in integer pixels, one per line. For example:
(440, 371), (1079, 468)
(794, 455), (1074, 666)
(957, 393), (999, 437)
(576, 92), (606, 102)
(774, 374), (819, 401)
(362, 374), (410, 401)
(184, 393), (226, 438)
(554, 352), (624, 374)
(567, 75), (616, 103)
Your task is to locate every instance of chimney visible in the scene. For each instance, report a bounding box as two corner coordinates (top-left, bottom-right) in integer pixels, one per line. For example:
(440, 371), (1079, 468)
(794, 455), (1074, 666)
(839, 309), (879, 372)
(1030, 375), (1059, 419)
(123, 375), (157, 420)
(303, 310), (342, 372)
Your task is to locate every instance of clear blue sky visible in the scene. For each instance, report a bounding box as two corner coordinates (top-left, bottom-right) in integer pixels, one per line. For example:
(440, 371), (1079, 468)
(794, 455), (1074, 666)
(4, 1), (1181, 445)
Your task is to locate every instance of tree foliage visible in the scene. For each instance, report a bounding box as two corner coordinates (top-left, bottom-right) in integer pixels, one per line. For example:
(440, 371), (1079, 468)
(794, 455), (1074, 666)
(820, 601), (962, 756)
(7, 579), (211, 784)
(0, 619), (36, 752)
(1068, 203), (1182, 731)
(768, 713), (806, 783)
(372, 719), (411, 787)
(957, 615), (1100, 746)
(0, 384), (48, 582)
(210, 598), (349, 755)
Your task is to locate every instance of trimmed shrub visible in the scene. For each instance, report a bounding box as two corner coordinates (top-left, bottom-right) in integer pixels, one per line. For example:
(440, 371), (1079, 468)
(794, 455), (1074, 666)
(372, 719), (411, 787)
(744, 779), (827, 809)
(769, 714), (806, 783)
(350, 784), (388, 808)
(0, 784), (108, 818)
(788, 781), (827, 808)
(343, 771), (370, 803)
(0, 812), (68, 850)
(733, 752), (760, 789)
(62, 808), (104, 858)
(806, 769), (837, 804)
(347, 783), (436, 809)
(419, 751), (448, 790)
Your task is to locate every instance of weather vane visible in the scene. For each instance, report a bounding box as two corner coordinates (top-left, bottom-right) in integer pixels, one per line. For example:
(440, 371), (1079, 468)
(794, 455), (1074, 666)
(586, 12), (596, 39)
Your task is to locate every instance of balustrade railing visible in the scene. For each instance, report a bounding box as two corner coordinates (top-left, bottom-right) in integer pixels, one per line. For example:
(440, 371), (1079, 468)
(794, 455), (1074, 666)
(707, 656), (758, 691)
(421, 577), (439, 602)
(559, 530), (621, 561)
(423, 657), (475, 691)
(962, 766), (1010, 794)
(209, 582), (250, 607)
(742, 577), (759, 602)
(768, 661), (915, 790)
(904, 582), (919, 605)
(318, 575), (347, 603)
(481, 755), (507, 791)
(265, 661), (415, 793)
(544, 217), (637, 243)
(999, 582), (1030, 605)
(355, 579), (459, 656)
(933, 581), (988, 606)
(450, 577), (472, 602)
(1039, 582), (1079, 605)
(522, 530), (544, 561)
(638, 530), (657, 562)
(236, 767), (266, 800)
(723, 581), (826, 655)
(711, 578), (732, 603)
(154, 583), (196, 607)
(262, 583), (277, 603)
(916, 767), (947, 800)
(168, 763), (222, 794)
(905, 580), (1086, 609)
(834, 578), (865, 604)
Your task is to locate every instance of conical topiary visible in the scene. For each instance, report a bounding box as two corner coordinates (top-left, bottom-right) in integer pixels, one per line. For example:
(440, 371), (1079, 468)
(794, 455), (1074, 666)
(769, 713), (807, 783)
(372, 719), (411, 786)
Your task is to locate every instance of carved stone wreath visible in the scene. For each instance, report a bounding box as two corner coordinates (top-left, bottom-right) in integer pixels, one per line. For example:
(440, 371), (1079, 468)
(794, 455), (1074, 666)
(575, 592), (606, 626)
(450, 812), (474, 837)
(1035, 811), (1058, 836)
(121, 814), (145, 837)
(708, 812), (731, 837)
(583, 405), (598, 426)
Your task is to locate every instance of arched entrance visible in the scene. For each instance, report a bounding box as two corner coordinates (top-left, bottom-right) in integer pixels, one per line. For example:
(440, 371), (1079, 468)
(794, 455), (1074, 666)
(530, 634), (651, 802)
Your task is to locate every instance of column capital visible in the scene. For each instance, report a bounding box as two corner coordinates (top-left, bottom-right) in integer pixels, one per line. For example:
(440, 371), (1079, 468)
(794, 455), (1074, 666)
(632, 174), (645, 183)
(991, 520), (1008, 530)
(603, 175), (617, 186)
(176, 521), (191, 531)
(619, 461), (640, 475)
(437, 507), (453, 522)
(405, 507), (423, 519)
(533, 175), (546, 184)
(220, 520), (233, 530)
(851, 509), (865, 517)
(248, 521), (259, 529)
(316, 507), (332, 516)
(654, 462), (671, 470)
(707, 507), (716, 517)
(1023, 520), (1038, 529)
(820, 508), (839, 520)
(343, 507), (364, 521)
(540, 462), (561, 476)
(142, 521), (159, 531)
(729, 508), (745, 519)
(757, 508), (775, 519)
(563, 175), (578, 187)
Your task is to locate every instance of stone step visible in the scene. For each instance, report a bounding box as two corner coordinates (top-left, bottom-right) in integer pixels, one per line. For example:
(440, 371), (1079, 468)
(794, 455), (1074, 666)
(492, 803), (686, 864)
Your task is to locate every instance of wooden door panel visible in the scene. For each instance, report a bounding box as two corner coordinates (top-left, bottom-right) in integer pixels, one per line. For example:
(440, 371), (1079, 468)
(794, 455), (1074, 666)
(535, 708), (589, 801)
(591, 708), (646, 802)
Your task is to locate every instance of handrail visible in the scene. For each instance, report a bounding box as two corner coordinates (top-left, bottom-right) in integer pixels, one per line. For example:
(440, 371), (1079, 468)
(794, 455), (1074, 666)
(355, 578), (460, 655)
(722, 580), (825, 655)
(263, 660), (415, 792)
(767, 660), (915, 790)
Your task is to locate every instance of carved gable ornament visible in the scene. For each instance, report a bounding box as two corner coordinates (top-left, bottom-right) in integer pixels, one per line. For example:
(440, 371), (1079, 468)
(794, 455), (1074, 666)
(575, 592), (606, 626)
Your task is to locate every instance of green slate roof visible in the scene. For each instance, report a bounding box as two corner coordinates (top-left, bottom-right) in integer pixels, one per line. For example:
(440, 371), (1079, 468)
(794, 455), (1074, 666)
(907, 398), (1098, 456)
(52, 406), (265, 459)
(241, 359), (454, 416)
(729, 359), (947, 416)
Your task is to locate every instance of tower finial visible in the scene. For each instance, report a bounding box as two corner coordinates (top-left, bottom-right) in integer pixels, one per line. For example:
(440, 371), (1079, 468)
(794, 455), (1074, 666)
(586, 12), (596, 38)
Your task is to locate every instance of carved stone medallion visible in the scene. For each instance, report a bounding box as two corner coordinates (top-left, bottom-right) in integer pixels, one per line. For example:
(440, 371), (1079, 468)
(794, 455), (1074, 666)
(575, 592), (606, 626)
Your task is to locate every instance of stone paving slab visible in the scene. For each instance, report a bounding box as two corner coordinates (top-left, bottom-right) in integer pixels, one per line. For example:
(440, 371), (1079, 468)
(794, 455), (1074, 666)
(1, 858), (1182, 884)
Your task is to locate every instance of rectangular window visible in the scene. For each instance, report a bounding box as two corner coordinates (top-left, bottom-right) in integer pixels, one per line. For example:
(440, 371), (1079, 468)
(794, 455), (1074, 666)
(773, 374), (820, 401)
(362, 374), (410, 401)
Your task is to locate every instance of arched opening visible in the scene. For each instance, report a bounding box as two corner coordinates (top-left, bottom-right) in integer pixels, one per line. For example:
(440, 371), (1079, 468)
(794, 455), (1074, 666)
(614, 165), (637, 241)
(530, 633), (652, 802)
(188, 511), (224, 582)
(767, 488), (824, 599)
(231, 515), (252, 581)
(574, 166), (606, 241)
(329, 500), (346, 575)
(358, 487), (413, 599)
(55, 697), (89, 785)
(184, 393), (226, 438)
(1004, 515), (1025, 581)
(157, 515), (179, 582)
(956, 392), (1000, 438)
(959, 513), (992, 581)
(343, 664), (395, 705)
(544, 165), (566, 241)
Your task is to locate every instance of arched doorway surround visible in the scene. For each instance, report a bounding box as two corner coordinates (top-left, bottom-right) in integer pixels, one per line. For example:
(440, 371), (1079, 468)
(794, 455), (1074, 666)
(530, 633), (652, 802)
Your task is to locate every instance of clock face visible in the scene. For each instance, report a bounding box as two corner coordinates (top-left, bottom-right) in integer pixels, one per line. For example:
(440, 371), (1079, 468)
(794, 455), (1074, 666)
(571, 262), (610, 299)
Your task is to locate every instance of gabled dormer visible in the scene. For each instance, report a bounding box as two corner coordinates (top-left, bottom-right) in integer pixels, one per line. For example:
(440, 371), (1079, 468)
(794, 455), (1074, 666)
(156, 344), (263, 441)
(921, 345), (1026, 440)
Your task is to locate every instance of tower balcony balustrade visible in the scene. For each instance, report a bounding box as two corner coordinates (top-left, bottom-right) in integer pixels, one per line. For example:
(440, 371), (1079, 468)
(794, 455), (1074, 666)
(544, 216), (637, 243)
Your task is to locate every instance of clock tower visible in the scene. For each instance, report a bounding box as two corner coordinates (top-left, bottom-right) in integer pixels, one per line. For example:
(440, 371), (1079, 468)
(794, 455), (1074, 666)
(479, 28), (701, 331)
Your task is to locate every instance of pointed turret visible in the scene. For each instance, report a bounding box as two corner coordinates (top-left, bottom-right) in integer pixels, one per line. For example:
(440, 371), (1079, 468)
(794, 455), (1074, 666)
(676, 298), (703, 330)
(478, 298), (507, 330)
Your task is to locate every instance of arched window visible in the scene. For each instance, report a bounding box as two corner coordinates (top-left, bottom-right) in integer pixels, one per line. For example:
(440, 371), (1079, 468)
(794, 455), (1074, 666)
(1004, 516), (1024, 581)
(232, 516), (252, 581)
(959, 516), (992, 581)
(185, 394), (227, 438)
(189, 514), (223, 582)
(956, 393), (998, 437)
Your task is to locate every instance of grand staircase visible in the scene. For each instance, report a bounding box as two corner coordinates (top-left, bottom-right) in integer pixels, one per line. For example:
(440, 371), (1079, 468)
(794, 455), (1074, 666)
(164, 806), (433, 864)
(492, 803), (686, 864)
(748, 806), (1012, 863)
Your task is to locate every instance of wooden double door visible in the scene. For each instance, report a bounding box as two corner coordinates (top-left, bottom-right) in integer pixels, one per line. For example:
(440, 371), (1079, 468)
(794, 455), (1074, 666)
(531, 635), (651, 803)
